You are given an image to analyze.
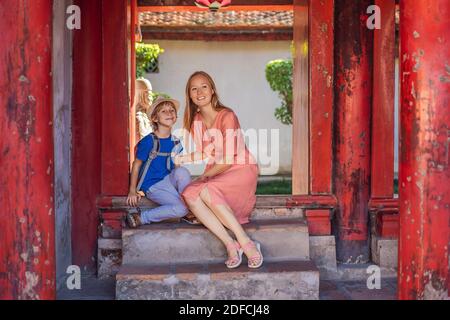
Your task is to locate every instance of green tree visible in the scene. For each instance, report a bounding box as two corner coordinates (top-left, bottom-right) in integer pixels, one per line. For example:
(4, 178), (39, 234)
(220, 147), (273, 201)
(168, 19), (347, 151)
(265, 59), (293, 125)
(135, 43), (170, 99)
(135, 43), (164, 78)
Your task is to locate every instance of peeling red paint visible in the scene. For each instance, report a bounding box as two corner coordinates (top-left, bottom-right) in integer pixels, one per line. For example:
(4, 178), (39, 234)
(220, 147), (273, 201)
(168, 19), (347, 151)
(398, 0), (449, 300)
(309, 0), (334, 194)
(371, 0), (395, 198)
(333, 0), (373, 262)
(0, 0), (55, 299)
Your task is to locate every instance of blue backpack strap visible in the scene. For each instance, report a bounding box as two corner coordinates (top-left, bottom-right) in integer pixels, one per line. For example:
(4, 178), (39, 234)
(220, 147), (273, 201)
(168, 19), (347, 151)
(136, 133), (160, 192)
(169, 135), (182, 170)
(160, 135), (182, 171)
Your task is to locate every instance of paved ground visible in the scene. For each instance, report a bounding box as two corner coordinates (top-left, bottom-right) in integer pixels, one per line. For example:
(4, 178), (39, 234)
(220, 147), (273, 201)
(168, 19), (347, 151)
(57, 274), (398, 300)
(319, 278), (397, 300)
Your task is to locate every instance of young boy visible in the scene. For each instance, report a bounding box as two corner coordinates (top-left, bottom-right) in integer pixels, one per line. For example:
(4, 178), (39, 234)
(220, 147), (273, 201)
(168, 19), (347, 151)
(126, 98), (191, 228)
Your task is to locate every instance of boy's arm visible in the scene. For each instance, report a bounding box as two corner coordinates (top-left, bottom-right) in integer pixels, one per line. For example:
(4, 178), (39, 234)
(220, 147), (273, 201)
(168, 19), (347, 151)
(127, 159), (143, 207)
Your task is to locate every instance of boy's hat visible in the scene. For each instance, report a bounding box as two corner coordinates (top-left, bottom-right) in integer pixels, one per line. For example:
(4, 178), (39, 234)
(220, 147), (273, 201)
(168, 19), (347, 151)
(147, 97), (180, 118)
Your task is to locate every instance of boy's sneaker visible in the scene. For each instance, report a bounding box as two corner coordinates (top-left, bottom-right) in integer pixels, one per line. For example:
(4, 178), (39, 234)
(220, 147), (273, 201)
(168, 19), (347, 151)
(126, 212), (143, 228)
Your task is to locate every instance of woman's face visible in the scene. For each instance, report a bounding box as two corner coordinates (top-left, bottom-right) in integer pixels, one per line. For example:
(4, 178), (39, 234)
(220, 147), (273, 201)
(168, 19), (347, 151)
(189, 75), (214, 109)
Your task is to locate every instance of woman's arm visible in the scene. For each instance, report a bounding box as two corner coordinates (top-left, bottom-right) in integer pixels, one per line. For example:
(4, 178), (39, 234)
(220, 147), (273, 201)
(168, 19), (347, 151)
(200, 163), (232, 180)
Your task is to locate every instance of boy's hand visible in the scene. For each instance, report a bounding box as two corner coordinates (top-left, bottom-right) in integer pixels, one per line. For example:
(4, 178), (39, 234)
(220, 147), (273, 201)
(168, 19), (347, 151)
(127, 191), (142, 207)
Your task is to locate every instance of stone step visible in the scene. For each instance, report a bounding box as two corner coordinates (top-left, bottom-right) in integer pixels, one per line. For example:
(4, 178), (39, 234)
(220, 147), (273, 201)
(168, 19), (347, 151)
(122, 219), (310, 266)
(116, 260), (319, 300)
(250, 206), (303, 220)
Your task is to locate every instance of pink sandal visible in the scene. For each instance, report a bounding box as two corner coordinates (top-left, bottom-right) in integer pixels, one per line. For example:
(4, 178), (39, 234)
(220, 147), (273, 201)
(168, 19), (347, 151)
(225, 241), (243, 269)
(242, 240), (264, 269)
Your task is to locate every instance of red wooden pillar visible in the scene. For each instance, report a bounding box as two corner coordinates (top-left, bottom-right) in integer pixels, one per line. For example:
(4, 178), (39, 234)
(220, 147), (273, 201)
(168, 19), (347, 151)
(72, 0), (103, 270)
(371, 0), (395, 199)
(130, 0), (138, 166)
(333, 0), (373, 262)
(101, 0), (131, 195)
(398, 0), (449, 300)
(0, 0), (55, 299)
(309, 0), (334, 195)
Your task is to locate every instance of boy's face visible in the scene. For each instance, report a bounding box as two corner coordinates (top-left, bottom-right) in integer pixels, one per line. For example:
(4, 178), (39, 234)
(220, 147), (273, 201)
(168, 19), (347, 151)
(153, 104), (177, 129)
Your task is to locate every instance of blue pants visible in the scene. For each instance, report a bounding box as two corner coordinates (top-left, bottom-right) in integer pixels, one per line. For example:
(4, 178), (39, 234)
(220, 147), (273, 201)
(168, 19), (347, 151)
(140, 167), (191, 224)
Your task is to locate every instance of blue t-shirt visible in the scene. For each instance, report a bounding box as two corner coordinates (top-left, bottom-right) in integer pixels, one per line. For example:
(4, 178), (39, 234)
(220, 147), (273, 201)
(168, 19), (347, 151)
(136, 134), (183, 192)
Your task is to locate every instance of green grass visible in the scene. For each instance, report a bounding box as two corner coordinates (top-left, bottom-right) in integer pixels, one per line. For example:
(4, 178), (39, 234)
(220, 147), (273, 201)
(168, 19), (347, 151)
(256, 178), (398, 195)
(256, 179), (292, 195)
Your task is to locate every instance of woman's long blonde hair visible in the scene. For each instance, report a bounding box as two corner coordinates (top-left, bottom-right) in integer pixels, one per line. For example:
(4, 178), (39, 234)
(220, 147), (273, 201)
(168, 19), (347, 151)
(135, 78), (153, 113)
(183, 71), (229, 131)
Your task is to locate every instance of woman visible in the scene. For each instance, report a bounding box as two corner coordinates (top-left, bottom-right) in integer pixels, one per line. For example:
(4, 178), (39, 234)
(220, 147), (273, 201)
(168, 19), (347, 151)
(175, 71), (262, 269)
(134, 78), (153, 140)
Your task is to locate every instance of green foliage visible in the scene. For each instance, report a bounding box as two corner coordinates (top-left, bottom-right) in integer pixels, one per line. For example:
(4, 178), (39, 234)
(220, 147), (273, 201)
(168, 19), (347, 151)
(256, 179), (292, 195)
(151, 91), (171, 100)
(265, 59), (293, 125)
(135, 43), (164, 78)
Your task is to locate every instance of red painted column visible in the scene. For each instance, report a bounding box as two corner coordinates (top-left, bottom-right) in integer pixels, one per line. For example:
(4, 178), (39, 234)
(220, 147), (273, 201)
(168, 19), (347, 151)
(371, 0), (395, 199)
(398, 0), (449, 300)
(130, 0), (138, 166)
(0, 0), (55, 299)
(72, 0), (103, 270)
(309, 0), (334, 194)
(101, 0), (131, 195)
(333, 0), (373, 262)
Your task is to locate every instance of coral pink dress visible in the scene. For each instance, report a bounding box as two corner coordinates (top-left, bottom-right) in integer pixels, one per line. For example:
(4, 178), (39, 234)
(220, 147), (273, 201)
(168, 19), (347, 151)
(182, 108), (258, 224)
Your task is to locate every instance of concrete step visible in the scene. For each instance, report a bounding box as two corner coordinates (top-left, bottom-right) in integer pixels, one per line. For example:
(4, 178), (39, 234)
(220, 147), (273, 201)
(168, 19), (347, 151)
(250, 206), (303, 220)
(116, 260), (319, 300)
(122, 219), (310, 266)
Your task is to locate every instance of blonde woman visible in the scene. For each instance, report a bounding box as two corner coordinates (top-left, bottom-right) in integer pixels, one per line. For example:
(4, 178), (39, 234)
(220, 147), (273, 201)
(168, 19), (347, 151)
(175, 71), (262, 269)
(135, 78), (153, 139)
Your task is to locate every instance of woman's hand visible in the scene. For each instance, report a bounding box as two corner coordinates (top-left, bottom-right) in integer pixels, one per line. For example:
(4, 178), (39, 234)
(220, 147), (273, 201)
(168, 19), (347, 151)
(192, 174), (208, 183)
(127, 190), (142, 207)
(173, 154), (184, 166)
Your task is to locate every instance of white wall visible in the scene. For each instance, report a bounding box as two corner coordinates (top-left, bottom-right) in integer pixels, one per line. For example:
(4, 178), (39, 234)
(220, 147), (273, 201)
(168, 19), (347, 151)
(145, 40), (292, 175)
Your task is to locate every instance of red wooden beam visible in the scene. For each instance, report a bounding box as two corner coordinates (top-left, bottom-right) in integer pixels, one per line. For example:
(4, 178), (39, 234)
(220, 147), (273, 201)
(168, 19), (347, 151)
(0, 0), (55, 299)
(333, 0), (373, 263)
(368, 197), (399, 212)
(138, 0), (293, 6)
(139, 5), (293, 11)
(72, 0), (103, 271)
(371, 0), (395, 198)
(286, 195), (337, 208)
(97, 194), (337, 209)
(102, 0), (132, 195)
(309, 0), (333, 194)
(142, 29), (292, 41)
(398, 0), (449, 300)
